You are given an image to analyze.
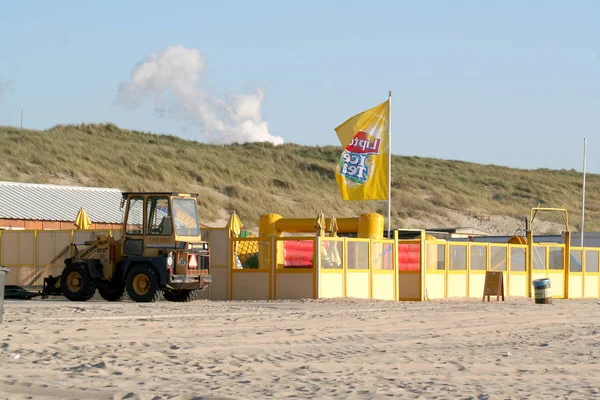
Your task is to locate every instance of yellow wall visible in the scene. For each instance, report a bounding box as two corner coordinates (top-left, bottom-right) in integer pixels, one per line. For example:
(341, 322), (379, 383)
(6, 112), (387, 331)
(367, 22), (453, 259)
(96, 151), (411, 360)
(468, 272), (486, 298)
(319, 271), (343, 298)
(346, 271), (370, 298)
(509, 274), (527, 297)
(547, 271), (564, 298)
(0, 229), (112, 286)
(568, 275), (583, 299)
(231, 271), (270, 300)
(425, 274), (445, 299)
(584, 276), (599, 298)
(208, 266), (229, 300)
(447, 274), (467, 297)
(372, 272), (394, 300)
(276, 271), (314, 299)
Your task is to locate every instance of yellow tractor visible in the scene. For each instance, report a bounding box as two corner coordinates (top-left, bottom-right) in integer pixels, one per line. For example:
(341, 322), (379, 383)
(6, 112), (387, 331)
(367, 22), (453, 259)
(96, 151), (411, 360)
(43, 192), (211, 302)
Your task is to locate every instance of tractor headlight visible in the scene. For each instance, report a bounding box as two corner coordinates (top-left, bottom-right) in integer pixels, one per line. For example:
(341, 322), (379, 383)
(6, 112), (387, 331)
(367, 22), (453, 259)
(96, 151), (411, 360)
(203, 243), (208, 250)
(187, 243), (193, 250)
(167, 255), (173, 267)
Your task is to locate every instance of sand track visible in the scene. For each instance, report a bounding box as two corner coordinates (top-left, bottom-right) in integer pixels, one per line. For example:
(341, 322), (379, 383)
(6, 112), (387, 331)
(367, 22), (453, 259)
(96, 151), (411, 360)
(1, 297), (600, 399)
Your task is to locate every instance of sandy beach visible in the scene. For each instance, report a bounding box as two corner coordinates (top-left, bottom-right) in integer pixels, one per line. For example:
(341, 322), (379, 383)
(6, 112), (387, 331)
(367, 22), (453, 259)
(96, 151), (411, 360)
(1, 296), (599, 399)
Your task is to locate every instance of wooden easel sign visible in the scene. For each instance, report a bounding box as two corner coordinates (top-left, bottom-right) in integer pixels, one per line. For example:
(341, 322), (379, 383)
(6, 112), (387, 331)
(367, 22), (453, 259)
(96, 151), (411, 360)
(483, 271), (505, 302)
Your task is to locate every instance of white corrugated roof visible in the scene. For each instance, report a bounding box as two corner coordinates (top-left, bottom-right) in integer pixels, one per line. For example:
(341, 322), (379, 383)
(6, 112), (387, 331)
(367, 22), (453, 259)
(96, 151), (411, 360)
(0, 181), (124, 223)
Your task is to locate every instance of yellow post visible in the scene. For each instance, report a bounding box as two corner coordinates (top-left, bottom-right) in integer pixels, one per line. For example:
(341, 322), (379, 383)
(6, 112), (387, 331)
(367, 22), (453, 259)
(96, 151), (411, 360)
(564, 230), (570, 299)
(342, 237), (347, 298)
(444, 240), (449, 298)
(393, 230), (399, 301)
(314, 236), (320, 299)
(420, 230), (426, 301)
(466, 242), (470, 298)
(526, 229), (533, 298)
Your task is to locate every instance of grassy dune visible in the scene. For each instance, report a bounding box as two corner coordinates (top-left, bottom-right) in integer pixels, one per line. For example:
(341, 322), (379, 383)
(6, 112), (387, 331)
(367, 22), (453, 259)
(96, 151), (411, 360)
(0, 123), (597, 233)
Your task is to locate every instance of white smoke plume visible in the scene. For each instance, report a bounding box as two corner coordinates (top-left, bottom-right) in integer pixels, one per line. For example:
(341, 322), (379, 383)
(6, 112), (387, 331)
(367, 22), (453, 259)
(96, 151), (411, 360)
(117, 45), (284, 145)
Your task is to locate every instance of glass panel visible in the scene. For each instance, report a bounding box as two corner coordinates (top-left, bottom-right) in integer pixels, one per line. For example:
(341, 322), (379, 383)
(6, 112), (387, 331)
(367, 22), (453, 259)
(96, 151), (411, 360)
(147, 196), (172, 236)
(125, 197), (144, 235)
(490, 247), (507, 271)
(549, 247), (564, 270)
(532, 247), (547, 270)
(233, 239), (268, 269)
(172, 198), (200, 236)
(570, 250), (582, 272)
(450, 246), (466, 270)
(373, 242), (393, 270)
(437, 244), (445, 270)
(321, 240), (342, 269)
(470, 245), (487, 270)
(426, 243), (443, 271)
(510, 247), (526, 272)
(585, 250), (599, 273)
(347, 241), (369, 270)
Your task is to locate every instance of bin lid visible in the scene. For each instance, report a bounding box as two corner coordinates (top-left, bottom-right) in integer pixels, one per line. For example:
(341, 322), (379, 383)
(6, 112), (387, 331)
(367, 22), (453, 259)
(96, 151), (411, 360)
(0, 266), (10, 273)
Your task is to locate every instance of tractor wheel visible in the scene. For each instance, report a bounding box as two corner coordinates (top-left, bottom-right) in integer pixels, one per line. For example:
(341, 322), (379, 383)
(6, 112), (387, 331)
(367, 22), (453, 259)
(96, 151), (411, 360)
(163, 289), (199, 302)
(98, 282), (126, 302)
(126, 265), (162, 302)
(60, 263), (97, 301)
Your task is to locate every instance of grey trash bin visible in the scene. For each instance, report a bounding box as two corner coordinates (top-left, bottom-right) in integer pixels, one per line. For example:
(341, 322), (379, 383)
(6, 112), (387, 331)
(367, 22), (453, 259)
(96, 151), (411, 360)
(0, 266), (10, 323)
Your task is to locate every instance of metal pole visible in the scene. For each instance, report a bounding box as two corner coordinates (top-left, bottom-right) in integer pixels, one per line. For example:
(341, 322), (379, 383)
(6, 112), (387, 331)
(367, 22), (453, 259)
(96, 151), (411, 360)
(387, 90), (392, 238)
(581, 138), (587, 247)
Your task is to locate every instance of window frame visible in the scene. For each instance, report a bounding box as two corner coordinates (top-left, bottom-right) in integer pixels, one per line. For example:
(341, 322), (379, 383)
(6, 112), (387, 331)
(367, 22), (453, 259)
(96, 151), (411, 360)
(146, 196), (173, 236)
(125, 196), (145, 236)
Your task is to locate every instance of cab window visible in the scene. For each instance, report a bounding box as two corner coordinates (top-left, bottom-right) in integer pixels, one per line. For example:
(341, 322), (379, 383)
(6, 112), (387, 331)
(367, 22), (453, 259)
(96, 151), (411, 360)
(172, 198), (200, 236)
(147, 196), (173, 236)
(125, 197), (144, 235)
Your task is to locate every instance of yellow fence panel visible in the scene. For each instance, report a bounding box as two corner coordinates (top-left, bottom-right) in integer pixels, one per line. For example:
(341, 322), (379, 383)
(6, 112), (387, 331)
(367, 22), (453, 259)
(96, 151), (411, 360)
(468, 244), (488, 298)
(231, 237), (272, 300)
(346, 239), (370, 298)
(372, 240), (395, 300)
(274, 237), (316, 300)
(425, 241), (446, 299)
(204, 228), (231, 301)
(447, 243), (467, 297)
(584, 249), (599, 298)
(568, 248), (583, 298)
(509, 245), (528, 297)
(397, 239), (422, 301)
(318, 238), (344, 298)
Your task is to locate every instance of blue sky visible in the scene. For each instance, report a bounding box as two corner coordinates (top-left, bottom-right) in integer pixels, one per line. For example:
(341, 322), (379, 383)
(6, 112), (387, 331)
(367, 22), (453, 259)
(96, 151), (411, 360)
(0, 0), (598, 173)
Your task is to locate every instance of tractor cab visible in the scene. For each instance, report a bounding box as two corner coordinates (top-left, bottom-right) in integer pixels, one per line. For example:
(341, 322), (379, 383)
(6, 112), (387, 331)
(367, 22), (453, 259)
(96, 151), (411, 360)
(121, 192), (208, 258)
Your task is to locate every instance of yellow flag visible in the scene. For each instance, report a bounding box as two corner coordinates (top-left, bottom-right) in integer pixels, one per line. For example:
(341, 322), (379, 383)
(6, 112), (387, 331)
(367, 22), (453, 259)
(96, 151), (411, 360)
(334, 99), (390, 200)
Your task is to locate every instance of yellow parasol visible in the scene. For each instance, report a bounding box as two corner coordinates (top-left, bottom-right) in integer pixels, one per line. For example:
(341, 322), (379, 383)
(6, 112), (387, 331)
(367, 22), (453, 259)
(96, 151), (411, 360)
(328, 215), (339, 237)
(327, 214), (341, 266)
(75, 207), (91, 230)
(226, 212), (243, 237)
(314, 211), (327, 237)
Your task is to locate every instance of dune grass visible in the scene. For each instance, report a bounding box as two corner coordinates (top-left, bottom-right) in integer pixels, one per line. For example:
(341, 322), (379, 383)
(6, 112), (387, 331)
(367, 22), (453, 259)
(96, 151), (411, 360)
(0, 123), (597, 232)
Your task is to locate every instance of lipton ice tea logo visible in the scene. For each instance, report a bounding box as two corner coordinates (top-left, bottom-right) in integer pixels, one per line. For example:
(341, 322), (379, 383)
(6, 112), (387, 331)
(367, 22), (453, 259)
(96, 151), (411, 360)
(338, 131), (381, 184)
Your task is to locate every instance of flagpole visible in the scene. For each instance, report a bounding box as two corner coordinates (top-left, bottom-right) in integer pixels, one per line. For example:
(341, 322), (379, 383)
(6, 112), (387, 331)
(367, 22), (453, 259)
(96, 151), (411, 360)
(387, 90), (392, 238)
(581, 138), (587, 247)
